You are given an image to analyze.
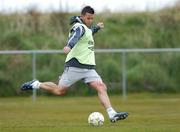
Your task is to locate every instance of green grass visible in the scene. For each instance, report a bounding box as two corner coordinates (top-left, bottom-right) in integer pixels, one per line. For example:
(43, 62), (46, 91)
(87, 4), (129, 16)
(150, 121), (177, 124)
(0, 93), (180, 132)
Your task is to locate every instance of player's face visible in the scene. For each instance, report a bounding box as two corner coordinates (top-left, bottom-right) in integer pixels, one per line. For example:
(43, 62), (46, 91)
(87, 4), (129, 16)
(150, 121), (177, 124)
(81, 13), (94, 27)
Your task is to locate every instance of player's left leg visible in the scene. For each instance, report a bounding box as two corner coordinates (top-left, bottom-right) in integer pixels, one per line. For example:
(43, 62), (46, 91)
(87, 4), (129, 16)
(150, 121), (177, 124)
(85, 69), (128, 123)
(88, 80), (128, 123)
(88, 81), (111, 108)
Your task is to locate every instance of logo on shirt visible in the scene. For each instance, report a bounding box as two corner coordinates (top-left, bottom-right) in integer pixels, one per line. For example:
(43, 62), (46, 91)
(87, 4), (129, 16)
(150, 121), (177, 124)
(88, 41), (94, 51)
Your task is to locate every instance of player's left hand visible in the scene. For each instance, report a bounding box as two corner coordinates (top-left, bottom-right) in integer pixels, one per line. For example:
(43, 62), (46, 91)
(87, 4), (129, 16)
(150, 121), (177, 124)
(97, 22), (104, 29)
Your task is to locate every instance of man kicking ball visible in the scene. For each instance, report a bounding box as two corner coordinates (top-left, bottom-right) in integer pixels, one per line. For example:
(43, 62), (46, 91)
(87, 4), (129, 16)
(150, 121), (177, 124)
(21, 6), (128, 123)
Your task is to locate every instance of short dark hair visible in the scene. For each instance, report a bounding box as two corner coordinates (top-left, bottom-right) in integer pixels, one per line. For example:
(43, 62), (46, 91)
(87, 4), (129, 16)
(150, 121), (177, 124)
(81, 6), (95, 15)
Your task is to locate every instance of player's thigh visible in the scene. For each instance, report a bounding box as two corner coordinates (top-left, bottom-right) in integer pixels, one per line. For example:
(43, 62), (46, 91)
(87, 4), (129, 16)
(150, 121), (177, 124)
(58, 67), (83, 87)
(84, 69), (102, 84)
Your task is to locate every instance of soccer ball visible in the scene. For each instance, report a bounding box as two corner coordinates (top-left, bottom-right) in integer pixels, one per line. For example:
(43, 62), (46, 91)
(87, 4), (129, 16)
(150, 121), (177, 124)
(88, 112), (104, 127)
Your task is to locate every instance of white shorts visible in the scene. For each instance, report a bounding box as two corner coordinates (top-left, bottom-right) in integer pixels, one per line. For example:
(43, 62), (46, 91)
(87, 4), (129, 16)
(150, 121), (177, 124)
(58, 67), (102, 87)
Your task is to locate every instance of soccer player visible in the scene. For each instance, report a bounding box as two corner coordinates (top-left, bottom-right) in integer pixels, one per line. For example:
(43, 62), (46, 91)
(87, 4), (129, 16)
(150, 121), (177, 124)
(21, 6), (128, 123)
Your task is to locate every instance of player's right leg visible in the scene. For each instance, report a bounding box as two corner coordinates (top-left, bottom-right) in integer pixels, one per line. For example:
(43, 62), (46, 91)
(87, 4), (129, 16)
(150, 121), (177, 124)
(21, 80), (68, 95)
(21, 67), (83, 95)
(39, 82), (68, 95)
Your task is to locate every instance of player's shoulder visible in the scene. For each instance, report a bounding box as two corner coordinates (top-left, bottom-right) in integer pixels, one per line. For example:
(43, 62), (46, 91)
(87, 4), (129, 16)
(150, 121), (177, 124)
(71, 23), (85, 33)
(73, 23), (84, 29)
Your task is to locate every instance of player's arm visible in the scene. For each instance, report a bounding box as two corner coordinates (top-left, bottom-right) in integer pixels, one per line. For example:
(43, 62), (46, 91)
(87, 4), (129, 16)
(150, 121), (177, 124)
(63, 25), (85, 54)
(91, 22), (104, 35)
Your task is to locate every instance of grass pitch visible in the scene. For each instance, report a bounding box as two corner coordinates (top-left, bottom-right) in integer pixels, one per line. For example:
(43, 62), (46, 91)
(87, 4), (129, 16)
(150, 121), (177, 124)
(0, 93), (180, 132)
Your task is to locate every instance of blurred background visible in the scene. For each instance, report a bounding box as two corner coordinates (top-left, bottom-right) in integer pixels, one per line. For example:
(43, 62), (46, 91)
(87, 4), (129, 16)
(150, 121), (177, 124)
(0, 0), (179, 13)
(0, 0), (180, 97)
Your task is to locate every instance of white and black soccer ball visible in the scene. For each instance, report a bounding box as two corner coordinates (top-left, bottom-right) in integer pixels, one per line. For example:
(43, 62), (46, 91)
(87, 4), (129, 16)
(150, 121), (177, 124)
(88, 112), (104, 127)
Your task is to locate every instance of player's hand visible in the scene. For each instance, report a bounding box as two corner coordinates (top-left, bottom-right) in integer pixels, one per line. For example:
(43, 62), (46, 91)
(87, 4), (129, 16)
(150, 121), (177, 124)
(63, 46), (71, 54)
(97, 22), (104, 29)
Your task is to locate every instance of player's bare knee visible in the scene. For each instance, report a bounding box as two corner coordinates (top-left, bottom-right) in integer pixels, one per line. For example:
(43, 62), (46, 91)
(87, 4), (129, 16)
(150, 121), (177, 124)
(54, 88), (66, 96)
(102, 83), (107, 91)
(100, 82), (107, 89)
(97, 82), (107, 92)
(60, 89), (66, 95)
